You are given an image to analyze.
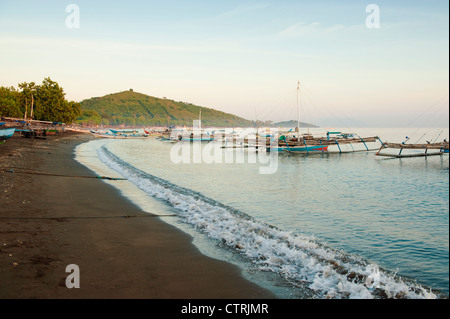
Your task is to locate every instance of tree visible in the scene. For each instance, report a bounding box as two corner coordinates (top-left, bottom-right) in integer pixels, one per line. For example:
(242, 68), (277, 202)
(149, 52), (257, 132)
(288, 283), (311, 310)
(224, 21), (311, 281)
(18, 81), (36, 119)
(0, 86), (22, 117)
(34, 77), (81, 123)
(1, 78), (81, 124)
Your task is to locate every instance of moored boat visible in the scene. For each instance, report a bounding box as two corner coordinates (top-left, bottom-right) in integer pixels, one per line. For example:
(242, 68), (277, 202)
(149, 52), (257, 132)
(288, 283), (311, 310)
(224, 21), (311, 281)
(169, 111), (215, 142)
(375, 141), (449, 158)
(275, 132), (382, 153)
(267, 82), (383, 153)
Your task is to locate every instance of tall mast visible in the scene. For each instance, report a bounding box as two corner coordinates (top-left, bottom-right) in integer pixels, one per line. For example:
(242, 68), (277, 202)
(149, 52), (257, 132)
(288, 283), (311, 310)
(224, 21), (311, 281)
(297, 80), (300, 133)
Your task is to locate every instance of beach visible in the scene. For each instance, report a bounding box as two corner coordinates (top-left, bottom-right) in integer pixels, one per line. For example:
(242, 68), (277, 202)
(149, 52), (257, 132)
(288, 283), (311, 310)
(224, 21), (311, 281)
(0, 132), (276, 299)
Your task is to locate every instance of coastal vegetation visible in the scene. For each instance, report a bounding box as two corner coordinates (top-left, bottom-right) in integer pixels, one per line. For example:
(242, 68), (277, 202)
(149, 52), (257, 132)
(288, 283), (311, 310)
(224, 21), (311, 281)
(0, 77), (81, 124)
(1, 81), (317, 128)
(270, 120), (318, 128)
(77, 90), (255, 127)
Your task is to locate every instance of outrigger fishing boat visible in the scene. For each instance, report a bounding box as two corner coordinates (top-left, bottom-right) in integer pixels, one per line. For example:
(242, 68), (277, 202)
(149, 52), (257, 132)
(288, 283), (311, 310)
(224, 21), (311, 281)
(90, 129), (148, 139)
(171, 111), (215, 142)
(90, 130), (117, 138)
(266, 81), (383, 153)
(109, 129), (140, 135)
(273, 131), (382, 153)
(177, 131), (215, 142)
(0, 123), (15, 142)
(375, 140), (449, 158)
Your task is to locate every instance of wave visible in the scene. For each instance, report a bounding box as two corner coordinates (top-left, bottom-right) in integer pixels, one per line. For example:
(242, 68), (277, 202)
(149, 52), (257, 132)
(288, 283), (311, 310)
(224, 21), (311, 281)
(97, 144), (439, 299)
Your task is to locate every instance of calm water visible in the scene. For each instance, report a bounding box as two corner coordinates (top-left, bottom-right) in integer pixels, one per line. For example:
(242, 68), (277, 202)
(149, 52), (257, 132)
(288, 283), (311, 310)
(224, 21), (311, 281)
(75, 127), (449, 299)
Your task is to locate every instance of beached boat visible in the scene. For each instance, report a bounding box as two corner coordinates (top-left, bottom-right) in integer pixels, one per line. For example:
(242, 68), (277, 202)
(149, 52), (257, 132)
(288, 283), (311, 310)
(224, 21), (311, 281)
(90, 129), (148, 139)
(375, 141), (449, 158)
(90, 131), (117, 138)
(143, 129), (164, 136)
(109, 129), (140, 134)
(267, 82), (383, 153)
(155, 135), (172, 141)
(0, 125), (15, 141)
(171, 111), (215, 142)
(170, 128), (215, 142)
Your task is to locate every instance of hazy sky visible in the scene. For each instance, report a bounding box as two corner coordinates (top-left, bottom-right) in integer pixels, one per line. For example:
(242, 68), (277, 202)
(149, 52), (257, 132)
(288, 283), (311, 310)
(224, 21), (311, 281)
(0, 0), (448, 127)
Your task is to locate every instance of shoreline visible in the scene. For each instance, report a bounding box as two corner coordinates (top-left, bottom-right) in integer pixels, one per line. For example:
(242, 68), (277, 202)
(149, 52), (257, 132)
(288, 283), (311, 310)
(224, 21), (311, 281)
(0, 132), (276, 299)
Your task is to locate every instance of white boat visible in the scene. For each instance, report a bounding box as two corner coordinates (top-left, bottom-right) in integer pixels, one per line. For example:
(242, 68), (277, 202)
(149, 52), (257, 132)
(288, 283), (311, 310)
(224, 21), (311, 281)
(90, 129), (148, 139)
(172, 111), (215, 142)
(267, 81), (383, 153)
(376, 141), (449, 158)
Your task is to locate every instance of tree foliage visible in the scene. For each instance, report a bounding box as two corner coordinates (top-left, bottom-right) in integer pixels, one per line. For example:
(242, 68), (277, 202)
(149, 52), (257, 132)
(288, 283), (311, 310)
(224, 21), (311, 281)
(0, 77), (81, 124)
(0, 86), (22, 118)
(77, 90), (254, 127)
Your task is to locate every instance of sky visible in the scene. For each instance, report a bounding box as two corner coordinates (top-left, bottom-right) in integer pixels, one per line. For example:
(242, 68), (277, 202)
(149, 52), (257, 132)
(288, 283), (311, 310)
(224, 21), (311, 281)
(0, 0), (448, 127)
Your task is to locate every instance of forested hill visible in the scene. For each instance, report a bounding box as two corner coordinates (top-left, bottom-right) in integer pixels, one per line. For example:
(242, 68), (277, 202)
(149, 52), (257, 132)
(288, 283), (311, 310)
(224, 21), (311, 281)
(77, 90), (254, 127)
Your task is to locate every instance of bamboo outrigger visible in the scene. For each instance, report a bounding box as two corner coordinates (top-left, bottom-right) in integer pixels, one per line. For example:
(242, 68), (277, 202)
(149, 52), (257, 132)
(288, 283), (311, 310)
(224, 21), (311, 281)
(275, 134), (382, 153)
(265, 81), (383, 153)
(375, 141), (449, 158)
(0, 117), (65, 139)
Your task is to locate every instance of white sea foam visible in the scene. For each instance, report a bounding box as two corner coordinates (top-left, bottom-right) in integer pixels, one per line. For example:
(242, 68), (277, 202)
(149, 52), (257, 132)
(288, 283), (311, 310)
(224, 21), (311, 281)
(97, 144), (438, 299)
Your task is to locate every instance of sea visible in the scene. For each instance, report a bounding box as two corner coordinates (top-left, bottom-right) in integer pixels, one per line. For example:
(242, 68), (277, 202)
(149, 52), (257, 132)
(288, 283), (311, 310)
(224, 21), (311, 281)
(75, 127), (449, 299)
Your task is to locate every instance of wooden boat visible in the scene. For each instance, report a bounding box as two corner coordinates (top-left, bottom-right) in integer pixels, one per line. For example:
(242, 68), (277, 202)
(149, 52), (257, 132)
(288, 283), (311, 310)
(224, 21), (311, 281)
(17, 128), (47, 139)
(109, 129), (140, 134)
(90, 131), (117, 138)
(375, 141), (449, 158)
(44, 128), (63, 135)
(171, 111), (215, 142)
(0, 126), (15, 141)
(179, 132), (215, 142)
(274, 133), (382, 153)
(156, 136), (172, 141)
(267, 82), (383, 153)
(90, 129), (148, 139)
(143, 129), (161, 136)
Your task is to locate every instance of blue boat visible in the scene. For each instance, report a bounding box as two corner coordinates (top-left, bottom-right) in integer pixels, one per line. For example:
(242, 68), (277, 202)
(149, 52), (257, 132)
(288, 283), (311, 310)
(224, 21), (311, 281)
(0, 126), (16, 141)
(109, 129), (139, 134)
(269, 134), (383, 153)
(90, 129), (148, 139)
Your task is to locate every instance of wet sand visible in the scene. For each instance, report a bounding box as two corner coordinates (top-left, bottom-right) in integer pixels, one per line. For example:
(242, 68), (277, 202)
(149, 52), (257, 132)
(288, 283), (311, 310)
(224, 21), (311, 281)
(0, 131), (276, 299)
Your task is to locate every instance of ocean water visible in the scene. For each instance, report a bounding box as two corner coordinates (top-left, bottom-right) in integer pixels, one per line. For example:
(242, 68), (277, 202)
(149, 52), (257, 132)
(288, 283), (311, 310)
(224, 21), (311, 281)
(75, 127), (449, 299)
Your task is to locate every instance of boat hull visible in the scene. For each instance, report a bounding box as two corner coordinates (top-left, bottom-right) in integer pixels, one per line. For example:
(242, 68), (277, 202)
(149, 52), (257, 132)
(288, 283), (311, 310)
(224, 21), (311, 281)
(270, 139), (382, 153)
(375, 142), (448, 158)
(376, 149), (444, 157)
(0, 128), (15, 141)
(181, 137), (215, 142)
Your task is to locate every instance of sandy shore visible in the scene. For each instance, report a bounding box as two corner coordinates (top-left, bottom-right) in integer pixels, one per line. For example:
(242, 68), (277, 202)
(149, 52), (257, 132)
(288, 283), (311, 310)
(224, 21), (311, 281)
(0, 131), (276, 299)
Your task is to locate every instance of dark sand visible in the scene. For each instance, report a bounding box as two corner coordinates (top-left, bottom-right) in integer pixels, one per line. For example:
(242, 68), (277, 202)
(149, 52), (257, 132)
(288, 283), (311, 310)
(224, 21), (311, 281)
(0, 132), (276, 299)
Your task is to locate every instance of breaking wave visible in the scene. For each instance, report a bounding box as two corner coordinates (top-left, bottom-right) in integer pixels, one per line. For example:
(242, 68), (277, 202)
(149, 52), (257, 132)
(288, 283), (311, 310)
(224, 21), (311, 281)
(98, 144), (438, 299)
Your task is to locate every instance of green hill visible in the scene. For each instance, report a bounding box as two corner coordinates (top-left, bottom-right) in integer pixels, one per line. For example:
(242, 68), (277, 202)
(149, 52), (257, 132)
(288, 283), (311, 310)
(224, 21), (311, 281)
(76, 90), (254, 127)
(272, 120), (318, 128)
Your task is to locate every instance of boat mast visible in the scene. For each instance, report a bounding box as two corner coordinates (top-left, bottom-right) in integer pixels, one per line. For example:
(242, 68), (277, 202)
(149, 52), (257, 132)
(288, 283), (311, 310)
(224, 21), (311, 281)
(297, 80), (300, 137)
